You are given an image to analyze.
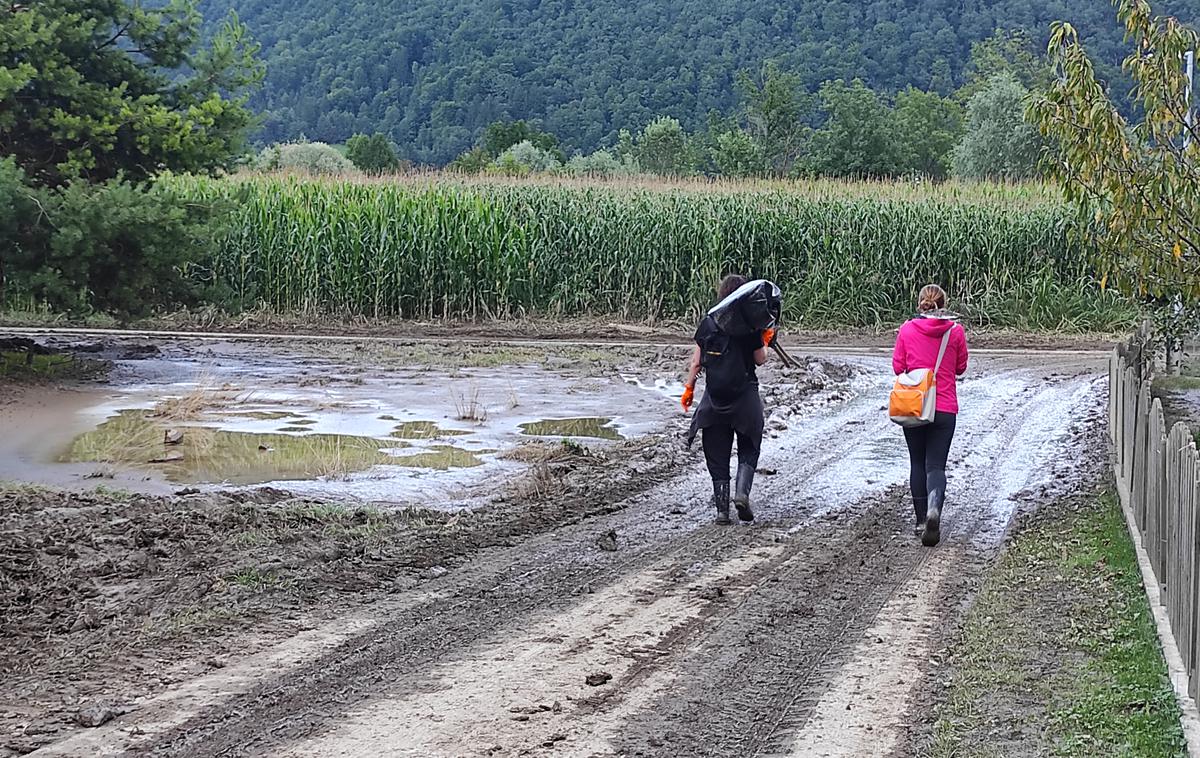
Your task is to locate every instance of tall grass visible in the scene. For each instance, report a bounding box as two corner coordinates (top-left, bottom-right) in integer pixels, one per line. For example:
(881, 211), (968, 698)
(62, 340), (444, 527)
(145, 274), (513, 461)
(173, 173), (1137, 331)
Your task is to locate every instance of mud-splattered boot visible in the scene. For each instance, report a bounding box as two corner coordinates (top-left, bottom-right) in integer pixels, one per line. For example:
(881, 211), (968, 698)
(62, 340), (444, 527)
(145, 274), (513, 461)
(713, 480), (732, 525)
(733, 463), (755, 523)
(913, 496), (928, 537)
(922, 489), (942, 547)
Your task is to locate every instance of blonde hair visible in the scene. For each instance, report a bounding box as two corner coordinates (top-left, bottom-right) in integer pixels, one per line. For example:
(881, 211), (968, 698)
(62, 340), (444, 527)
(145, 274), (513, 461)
(917, 284), (947, 313)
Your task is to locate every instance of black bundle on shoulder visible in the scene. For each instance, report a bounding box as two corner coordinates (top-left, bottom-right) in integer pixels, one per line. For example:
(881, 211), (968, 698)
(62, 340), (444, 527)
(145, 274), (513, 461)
(708, 279), (783, 336)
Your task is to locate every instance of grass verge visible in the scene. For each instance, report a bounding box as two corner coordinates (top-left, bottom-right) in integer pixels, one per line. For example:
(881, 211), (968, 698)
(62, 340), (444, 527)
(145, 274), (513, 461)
(932, 487), (1185, 758)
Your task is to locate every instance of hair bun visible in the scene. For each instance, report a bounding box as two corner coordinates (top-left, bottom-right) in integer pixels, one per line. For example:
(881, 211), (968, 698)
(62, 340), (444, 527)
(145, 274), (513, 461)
(917, 284), (946, 313)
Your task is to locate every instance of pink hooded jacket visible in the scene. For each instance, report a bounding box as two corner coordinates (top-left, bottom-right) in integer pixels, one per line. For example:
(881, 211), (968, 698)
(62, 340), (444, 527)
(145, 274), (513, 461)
(892, 317), (969, 414)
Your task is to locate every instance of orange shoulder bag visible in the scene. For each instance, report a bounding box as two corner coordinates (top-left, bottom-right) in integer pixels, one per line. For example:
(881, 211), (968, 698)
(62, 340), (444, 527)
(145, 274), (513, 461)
(889, 326), (954, 428)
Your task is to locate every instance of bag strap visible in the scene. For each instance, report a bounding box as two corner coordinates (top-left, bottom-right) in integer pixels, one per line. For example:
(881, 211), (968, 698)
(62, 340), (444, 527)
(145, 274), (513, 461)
(932, 325), (955, 376)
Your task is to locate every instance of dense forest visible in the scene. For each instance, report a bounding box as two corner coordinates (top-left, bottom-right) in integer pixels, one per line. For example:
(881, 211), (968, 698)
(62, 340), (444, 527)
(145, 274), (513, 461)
(198, 0), (1200, 164)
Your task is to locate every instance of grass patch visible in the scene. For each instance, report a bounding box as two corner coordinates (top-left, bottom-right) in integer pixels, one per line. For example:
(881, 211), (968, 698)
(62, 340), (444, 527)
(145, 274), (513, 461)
(90, 484), (136, 501)
(227, 566), (278, 590)
(1153, 374), (1200, 393)
(932, 488), (1185, 758)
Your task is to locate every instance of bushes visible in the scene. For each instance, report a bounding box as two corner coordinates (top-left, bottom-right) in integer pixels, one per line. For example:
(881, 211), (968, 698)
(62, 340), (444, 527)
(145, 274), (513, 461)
(0, 161), (222, 318)
(254, 142), (357, 176)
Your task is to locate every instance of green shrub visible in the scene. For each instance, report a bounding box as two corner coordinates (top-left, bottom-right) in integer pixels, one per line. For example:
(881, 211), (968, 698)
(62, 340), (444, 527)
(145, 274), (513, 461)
(563, 150), (635, 177)
(3, 171), (224, 318)
(255, 142), (358, 176)
(345, 134), (400, 174)
(489, 141), (562, 174)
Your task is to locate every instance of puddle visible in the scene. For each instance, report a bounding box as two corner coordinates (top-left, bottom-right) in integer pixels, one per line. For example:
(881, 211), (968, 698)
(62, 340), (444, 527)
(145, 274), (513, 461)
(62, 411), (488, 484)
(7, 338), (679, 504)
(391, 421), (471, 440)
(388, 445), (493, 470)
(520, 417), (622, 441)
(221, 410), (301, 421)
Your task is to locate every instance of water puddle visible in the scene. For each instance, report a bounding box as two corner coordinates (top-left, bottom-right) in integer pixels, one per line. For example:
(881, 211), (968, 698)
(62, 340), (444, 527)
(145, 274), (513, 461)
(391, 421), (471, 440)
(63, 410), (487, 484)
(388, 444), (493, 470)
(11, 340), (678, 502)
(519, 417), (622, 440)
(221, 410), (302, 421)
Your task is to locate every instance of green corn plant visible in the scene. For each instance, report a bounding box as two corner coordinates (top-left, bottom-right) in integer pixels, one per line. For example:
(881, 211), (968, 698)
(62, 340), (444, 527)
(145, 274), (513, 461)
(166, 173), (1138, 332)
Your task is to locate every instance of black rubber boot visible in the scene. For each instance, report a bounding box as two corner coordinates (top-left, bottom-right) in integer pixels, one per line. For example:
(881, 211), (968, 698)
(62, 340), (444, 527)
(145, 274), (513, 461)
(713, 480), (732, 525)
(733, 463), (755, 522)
(913, 496), (928, 537)
(922, 489), (942, 547)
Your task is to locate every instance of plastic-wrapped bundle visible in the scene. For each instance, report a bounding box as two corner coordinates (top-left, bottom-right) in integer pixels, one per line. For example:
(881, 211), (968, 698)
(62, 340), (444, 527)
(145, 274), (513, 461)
(706, 279), (783, 336)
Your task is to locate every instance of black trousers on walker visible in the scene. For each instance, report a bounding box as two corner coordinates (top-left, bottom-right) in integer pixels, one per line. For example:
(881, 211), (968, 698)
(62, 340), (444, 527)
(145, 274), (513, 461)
(902, 411), (957, 521)
(701, 425), (761, 482)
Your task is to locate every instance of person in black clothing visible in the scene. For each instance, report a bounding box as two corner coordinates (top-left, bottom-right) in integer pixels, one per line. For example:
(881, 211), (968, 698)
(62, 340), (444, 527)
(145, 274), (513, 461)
(681, 274), (771, 524)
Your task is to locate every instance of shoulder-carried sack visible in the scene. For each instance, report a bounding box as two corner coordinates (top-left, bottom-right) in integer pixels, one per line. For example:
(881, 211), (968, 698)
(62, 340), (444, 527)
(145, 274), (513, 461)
(889, 326), (954, 428)
(694, 314), (750, 402)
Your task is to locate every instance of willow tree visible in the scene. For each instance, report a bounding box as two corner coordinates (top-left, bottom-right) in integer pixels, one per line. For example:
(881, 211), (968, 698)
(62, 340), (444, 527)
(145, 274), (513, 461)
(1030, 0), (1200, 365)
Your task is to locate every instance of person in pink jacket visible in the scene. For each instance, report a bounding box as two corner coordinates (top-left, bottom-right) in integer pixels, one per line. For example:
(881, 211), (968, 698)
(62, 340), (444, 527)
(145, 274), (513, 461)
(892, 284), (969, 547)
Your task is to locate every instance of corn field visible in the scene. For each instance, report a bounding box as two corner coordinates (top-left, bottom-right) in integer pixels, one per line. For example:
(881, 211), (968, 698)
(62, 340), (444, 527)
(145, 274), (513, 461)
(173, 173), (1137, 330)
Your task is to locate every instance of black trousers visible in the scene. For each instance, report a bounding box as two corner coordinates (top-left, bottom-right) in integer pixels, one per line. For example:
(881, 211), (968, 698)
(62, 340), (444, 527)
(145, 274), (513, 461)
(902, 412), (957, 517)
(701, 424), (761, 482)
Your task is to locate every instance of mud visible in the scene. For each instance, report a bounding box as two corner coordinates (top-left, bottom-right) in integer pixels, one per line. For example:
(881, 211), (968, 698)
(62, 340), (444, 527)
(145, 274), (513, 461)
(0, 319), (1121, 352)
(0, 334), (1109, 758)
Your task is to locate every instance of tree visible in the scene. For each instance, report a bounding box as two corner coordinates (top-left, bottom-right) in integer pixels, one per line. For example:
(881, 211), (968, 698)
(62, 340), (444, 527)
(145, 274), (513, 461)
(711, 130), (767, 177)
(635, 117), (693, 176)
(958, 29), (1053, 103)
(564, 150), (636, 177)
(489, 140), (562, 174)
(1029, 0), (1200, 364)
(952, 74), (1043, 180)
(213, 0), (1160, 164)
(808, 79), (901, 178)
(254, 142), (357, 175)
(448, 147), (491, 174)
(892, 88), (964, 179)
(0, 0), (263, 187)
(346, 133), (400, 174)
(480, 120), (564, 162)
(736, 62), (811, 176)
(0, 0), (262, 317)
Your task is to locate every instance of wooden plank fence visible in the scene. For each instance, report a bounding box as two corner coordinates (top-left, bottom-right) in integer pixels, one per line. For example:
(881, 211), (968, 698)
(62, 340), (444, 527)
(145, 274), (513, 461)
(1111, 326), (1200, 700)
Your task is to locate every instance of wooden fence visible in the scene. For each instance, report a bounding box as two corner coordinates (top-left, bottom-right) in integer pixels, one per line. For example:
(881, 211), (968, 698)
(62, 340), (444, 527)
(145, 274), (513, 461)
(1111, 326), (1200, 699)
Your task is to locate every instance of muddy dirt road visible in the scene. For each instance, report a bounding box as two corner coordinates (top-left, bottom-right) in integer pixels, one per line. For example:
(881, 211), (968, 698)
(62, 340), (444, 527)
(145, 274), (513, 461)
(6, 343), (1105, 758)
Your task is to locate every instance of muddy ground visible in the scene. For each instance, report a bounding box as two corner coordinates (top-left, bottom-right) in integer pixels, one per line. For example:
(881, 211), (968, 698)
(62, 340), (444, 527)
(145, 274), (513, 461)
(0, 332), (1112, 757)
(0, 318), (1121, 352)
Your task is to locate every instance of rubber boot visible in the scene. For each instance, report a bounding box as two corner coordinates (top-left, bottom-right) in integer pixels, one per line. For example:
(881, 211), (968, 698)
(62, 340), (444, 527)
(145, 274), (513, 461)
(922, 489), (942, 547)
(913, 496), (928, 537)
(733, 463), (755, 523)
(713, 480), (732, 525)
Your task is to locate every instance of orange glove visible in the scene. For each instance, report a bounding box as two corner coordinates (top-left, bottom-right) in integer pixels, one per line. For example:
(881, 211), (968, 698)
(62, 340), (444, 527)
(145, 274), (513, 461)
(762, 328), (777, 347)
(681, 384), (695, 412)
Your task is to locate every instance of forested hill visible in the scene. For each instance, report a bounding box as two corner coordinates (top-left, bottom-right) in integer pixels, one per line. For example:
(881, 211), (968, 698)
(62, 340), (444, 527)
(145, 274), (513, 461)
(199, 0), (1200, 164)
